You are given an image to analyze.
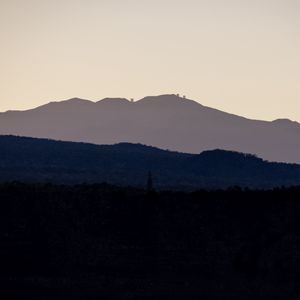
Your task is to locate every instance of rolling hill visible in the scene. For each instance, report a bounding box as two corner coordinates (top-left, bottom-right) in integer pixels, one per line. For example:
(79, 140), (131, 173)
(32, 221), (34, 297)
(1, 135), (300, 189)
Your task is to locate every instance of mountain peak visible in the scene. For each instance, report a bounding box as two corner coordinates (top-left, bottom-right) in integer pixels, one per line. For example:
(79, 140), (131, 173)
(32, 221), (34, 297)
(97, 98), (131, 106)
(136, 94), (202, 109)
(272, 118), (300, 128)
(138, 94), (185, 102)
(28, 97), (93, 112)
(199, 149), (261, 162)
(64, 97), (89, 101)
(54, 97), (93, 104)
(272, 118), (298, 124)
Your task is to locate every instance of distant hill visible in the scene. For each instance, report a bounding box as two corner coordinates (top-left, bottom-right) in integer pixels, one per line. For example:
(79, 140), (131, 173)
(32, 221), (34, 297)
(1, 135), (300, 189)
(1, 95), (300, 163)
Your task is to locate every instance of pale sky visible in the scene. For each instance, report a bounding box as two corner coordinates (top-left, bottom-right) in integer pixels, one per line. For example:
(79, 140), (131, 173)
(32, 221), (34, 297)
(0, 0), (299, 121)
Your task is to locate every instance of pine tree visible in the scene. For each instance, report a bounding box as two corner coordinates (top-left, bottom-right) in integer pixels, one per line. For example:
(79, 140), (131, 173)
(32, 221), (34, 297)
(147, 171), (153, 192)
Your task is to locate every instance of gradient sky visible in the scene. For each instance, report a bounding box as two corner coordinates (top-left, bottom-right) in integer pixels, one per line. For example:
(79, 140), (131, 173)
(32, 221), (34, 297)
(1, 0), (299, 121)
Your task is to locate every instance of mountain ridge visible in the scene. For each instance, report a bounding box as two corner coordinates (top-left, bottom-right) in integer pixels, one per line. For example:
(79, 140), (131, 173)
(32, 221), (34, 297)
(1, 135), (300, 189)
(0, 94), (300, 163)
(2, 95), (297, 125)
(2, 95), (299, 124)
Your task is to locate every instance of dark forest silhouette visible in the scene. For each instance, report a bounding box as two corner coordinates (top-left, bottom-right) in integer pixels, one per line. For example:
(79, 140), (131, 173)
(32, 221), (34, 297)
(1, 135), (300, 189)
(0, 182), (299, 299)
(1, 133), (300, 299)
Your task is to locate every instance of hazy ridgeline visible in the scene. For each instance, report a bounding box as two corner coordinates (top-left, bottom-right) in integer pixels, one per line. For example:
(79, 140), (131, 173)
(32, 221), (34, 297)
(1, 95), (300, 163)
(1, 183), (299, 299)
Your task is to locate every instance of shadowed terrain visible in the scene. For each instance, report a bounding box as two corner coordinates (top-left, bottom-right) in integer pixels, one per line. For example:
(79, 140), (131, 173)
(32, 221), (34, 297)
(1, 135), (300, 189)
(1, 95), (300, 163)
(1, 183), (299, 299)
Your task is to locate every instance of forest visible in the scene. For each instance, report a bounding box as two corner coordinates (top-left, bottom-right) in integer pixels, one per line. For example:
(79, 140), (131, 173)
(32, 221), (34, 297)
(1, 182), (299, 299)
(1, 135), (300, 189)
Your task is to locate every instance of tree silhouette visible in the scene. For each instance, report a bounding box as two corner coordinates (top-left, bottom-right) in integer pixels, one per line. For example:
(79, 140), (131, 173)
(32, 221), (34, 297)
(147, 171), (154, 192)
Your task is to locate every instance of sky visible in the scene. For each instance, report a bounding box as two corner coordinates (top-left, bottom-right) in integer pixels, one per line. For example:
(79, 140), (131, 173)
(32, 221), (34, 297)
(0, 0), (299, 121)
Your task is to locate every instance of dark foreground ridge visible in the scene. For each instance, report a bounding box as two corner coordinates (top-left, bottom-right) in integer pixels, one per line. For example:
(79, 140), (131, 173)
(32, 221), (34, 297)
(1, 183), (300, 299)
(1, 135), (300, 189)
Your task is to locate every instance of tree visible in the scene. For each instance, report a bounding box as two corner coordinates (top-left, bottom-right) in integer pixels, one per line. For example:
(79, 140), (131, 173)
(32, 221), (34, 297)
(147, 171), (154, 192)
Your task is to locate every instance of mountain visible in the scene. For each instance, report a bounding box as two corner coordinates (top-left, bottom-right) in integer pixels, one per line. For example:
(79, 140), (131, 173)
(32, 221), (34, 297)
(1, 135), (300, 189)
(1, 94), (300, 163)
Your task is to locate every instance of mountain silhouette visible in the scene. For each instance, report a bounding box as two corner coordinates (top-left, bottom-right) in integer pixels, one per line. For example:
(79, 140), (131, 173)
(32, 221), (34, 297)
(1, 135), (300, 189)
(1, 94), (300, 163)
